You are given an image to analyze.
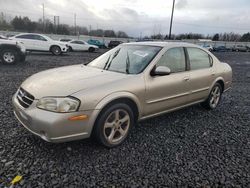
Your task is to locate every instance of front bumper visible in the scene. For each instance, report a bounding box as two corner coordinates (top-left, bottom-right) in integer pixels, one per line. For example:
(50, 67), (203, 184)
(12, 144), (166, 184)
(61, 46), (68, 53)
(12, 93), (99, 143)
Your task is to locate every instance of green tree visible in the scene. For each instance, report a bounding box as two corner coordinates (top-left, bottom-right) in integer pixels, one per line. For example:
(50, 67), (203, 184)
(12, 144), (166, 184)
(240, 32), (250, 42)
(117, 31), (128, 38)
(104, 30), (116, 37)
(212, 33), (219, 41)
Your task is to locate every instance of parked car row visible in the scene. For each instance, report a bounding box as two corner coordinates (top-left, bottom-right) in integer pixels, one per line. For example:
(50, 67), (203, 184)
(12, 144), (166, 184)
(59, 38), (123, 49)
(201, 44), (250, 52)
(1, 33), (118, 64)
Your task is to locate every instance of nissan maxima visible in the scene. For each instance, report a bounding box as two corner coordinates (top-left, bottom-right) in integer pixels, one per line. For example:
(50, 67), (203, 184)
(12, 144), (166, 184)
(12, 42), (232, 147)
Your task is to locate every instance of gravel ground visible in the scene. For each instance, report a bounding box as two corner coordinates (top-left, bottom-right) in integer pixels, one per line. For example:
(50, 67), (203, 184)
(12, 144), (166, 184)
(0, 51), (249, 187)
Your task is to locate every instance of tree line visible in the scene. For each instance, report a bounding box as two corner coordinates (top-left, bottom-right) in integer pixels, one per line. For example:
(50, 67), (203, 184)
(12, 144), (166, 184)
(0, 15), (129, 38)
(147, 32), (250, 42)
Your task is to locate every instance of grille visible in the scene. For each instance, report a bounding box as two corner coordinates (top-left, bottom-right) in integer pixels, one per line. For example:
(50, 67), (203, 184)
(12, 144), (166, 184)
(17, 88), (34, 108)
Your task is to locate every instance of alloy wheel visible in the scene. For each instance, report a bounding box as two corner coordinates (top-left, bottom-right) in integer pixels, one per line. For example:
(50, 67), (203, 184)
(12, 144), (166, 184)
(209, 86), (221, 108)
(3, 52), (15, 64)
(103, 109), (130, 144)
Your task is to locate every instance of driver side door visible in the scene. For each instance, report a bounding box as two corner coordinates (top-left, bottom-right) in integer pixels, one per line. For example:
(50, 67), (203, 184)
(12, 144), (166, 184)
(144, 47), (190, 116)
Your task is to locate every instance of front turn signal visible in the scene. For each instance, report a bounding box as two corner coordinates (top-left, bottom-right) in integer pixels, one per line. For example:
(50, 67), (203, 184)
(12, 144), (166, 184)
(68, 115), (88, 121)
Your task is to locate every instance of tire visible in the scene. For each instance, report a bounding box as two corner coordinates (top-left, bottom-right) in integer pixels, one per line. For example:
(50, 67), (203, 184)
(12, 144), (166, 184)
(0, 49), (18, 64)
(68, 46), (73, 52)
(51, 46), (61, 55)
(201, 83), (222, 110)
(93, 103), (134, 148)
(88, 47), (95, 53)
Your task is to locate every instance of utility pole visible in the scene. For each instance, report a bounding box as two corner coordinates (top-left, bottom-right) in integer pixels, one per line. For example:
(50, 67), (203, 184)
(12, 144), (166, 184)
(42, 3), (45, 33)
(89, 25), (92, 36)
(167, 0), (175, 40)
(54, 16), (59, 34)
(74, 13), (76, 36)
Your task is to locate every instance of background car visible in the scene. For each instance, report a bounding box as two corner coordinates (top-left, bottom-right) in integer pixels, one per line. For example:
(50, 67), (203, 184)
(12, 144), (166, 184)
(87, 39), (106, 48)
(67, 40), (98, 52)
(213, 46), (229, 52)
(0, 39), (26, 64)
(233, 44), (248, 52)
(108, 40), (123, 48)
(202, 44), (213, 51)
(0, 35), (7, 39)
(10, 33), (68, 55)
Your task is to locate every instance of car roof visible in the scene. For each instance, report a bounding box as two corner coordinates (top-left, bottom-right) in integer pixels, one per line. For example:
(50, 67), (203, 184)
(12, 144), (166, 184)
(123, 41), (198, 48)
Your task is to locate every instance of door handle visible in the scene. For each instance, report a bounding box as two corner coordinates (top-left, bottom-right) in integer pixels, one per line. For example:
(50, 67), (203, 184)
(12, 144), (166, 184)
(183, 77), (190, 81)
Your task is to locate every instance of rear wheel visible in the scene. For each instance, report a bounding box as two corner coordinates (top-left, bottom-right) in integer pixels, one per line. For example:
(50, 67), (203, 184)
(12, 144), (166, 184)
(0, 49), (18, 64)
(51, 46), (61, 55)
(93, 103), (134, 148)
(88, 47), (95, 53)
(201, 83), (222, 110)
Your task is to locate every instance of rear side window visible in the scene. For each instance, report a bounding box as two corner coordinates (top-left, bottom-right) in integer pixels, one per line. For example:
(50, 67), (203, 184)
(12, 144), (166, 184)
(156, 47), (186, 73)
(16, 34), (34, 39)
(187, 47), (212, 70)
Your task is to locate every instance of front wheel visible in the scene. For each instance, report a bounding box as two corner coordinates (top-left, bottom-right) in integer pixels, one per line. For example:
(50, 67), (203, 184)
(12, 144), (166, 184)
(201, 83), (222, 110)
(93, 103), (134, 148)
(0, 49), (18, 64)
(51, 46), (61, 55)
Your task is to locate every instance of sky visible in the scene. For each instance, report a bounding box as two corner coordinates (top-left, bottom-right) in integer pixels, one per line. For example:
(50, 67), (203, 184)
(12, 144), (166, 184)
(0, 0), (250, 37)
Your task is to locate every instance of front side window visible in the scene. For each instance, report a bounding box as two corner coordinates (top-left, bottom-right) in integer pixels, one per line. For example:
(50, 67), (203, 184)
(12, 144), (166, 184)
(156, 47), (186, 73)
(87, 45), (162, 74)
(187, 47), (212, 70)
(34, 35), (47, 41)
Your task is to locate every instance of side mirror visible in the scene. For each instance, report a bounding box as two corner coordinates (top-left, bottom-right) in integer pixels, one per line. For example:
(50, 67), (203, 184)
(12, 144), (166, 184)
(151, 66), (171, 76)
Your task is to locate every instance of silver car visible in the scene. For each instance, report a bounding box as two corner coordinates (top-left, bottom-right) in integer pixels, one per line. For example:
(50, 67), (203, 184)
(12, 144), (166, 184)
(12, 42), (232, 147)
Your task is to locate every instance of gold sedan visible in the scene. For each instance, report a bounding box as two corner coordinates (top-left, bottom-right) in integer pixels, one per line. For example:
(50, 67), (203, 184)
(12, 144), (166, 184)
(13, 42), (232, 147)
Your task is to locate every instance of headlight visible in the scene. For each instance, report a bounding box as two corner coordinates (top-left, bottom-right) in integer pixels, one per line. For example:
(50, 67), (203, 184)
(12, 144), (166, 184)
(37, 97), (80, 113)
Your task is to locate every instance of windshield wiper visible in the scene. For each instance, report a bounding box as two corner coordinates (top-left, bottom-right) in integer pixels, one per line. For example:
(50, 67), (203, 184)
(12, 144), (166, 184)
(103, 55), (111, 70)
(105, 48), (120, 70)
(125, 51), (130, 74)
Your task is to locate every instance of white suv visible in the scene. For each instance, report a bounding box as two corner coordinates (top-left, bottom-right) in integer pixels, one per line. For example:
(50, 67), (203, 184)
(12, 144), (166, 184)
(10, 33), (68, 55)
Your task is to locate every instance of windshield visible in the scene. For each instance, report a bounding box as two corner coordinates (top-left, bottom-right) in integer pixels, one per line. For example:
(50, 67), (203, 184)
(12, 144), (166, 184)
(87, 45), (162, 74)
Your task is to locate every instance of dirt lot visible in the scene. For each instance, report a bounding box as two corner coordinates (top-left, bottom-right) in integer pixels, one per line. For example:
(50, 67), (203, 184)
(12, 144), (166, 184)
(0, 50), (249, 187)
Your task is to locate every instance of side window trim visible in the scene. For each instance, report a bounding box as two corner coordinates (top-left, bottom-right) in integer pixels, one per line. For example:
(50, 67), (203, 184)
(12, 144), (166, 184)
(155, 47), (187, 74)
(183, 47), (190, 71)
(186, 47), (213, 71)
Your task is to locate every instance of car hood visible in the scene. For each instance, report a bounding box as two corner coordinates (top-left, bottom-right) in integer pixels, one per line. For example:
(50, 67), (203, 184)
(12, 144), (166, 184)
(21, 65), (128, 99)
(0, 39), (17, 45)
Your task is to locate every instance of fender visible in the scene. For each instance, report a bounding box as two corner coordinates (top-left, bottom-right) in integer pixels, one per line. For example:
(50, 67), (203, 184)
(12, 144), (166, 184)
(209, 77), (225, 93)
(95, 91), (143, 118)
(0, 44), (20, 52)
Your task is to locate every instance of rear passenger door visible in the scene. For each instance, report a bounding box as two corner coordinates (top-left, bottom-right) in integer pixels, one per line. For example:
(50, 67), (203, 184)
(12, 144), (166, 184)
(186, 47), (215, 102)
(32, 35), (50, 51)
